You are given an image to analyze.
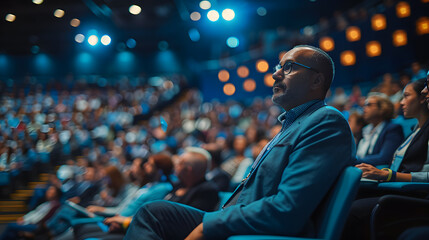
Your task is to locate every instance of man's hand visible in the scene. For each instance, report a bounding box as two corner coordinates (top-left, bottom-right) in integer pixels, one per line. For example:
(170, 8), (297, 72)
(185, 223), (204, 240)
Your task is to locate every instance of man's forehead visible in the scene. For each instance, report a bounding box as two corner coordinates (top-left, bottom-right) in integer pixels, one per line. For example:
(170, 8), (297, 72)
(280, 47), (314, 63)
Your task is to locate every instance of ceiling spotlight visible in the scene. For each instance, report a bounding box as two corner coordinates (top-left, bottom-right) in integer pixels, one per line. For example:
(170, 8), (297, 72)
(5, 14), (16, 22)
(101, 35), (111, 46)
(32, 0), (43, 4)
(190, 11), (201, 21)
(207, 10), (219, 22)
(129, 5), (142, 15)
(199, 1), (211, 10)
(54, 9), (65, 18)
(70, 18), (80, 27)
(222, 9), (235, 21)
(88, 35), (98, 46)
(75, 34), (85, 43)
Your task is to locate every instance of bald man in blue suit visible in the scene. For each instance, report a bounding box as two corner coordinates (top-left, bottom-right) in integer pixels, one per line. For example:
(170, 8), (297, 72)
(123, 45), (356, 240)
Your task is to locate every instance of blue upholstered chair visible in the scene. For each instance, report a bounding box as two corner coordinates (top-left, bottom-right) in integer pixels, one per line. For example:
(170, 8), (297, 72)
(228, 166), (362, 240)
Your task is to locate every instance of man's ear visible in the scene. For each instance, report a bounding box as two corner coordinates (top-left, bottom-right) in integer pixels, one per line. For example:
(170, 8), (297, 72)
(311, 73), (324, 90)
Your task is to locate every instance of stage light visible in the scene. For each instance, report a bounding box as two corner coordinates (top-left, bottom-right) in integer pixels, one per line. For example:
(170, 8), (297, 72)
(346, 26), (361, 42)
(207, 10), (219, 22)
(226, 37), (239, 48)
(396, 2), (410, 18)
(54, 9), (65, 18)
(340, 51), (356, 66)
(393, 30), (407, 46)
(218, 70), (230, 82)
(366, 41), (381, 57)
(5, 14), (16, 22)
(31, 45), (40, 54)
(158, 41), (169, 51)
(188, 28), (200, 42)
(199, 1), (211, 10)
(237, 66), (249, 78)
(88, 35), (98, 46)
(319, 37), (335, 51)
(32, 0), (43, 4)
(75, 34), (85, 43)
(223, 83), (235, 96)
(256, 60), (269, 73)
(417, 17), (429, 35)
(257, 7), (267, 16)
(101, 35), (111, 45)
(278, 51), (287, 61)
(129, 5), (142, 15)
(190, 12), (201, 21)
(372, 14), (386, 31)
(264, 73), (274, 87)
(422, 0), (429, 3)
(222, 9), (235, 21)
(70, 18), (80, 27)
(126, 38), (136, 48)
(243, 79), (256, 92)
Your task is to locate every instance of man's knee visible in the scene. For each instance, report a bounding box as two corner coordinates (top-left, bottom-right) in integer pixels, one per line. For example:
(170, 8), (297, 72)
(139, 200), (176, 217)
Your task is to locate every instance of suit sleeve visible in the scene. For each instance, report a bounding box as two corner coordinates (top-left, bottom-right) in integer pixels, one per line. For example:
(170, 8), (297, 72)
(202, 112), (355, 239)
(356, 124), (404, 166)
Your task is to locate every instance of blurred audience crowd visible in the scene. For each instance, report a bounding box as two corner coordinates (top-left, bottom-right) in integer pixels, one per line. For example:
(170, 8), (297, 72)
(0, 58), (428, 239)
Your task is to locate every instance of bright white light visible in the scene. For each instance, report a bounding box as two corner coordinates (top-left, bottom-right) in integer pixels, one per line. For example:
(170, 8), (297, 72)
(75, 34), (85, 43)
(88, 35), (98, 46)
(54, 9), (65, 18)
(5, 14), (16, 22)
(199, 1), (211, 10)
(190, 12), (201, 21)
(101, 35), (111, 45)
(207, 10), (219, 22)
(129, 5), (142, 15)
(32, 0), (43, 4)
(222, 9), (235, 21)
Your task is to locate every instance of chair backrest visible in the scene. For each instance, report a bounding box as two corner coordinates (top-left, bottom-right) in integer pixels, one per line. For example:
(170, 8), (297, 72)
(314, 166), (362, 240)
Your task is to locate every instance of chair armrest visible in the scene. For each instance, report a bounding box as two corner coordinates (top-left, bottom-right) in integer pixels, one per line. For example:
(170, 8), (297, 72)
(377, 182), (429, 191)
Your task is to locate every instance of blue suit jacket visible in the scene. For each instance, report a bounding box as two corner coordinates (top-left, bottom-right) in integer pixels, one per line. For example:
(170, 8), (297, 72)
(356, 121), (404, 166)
(203, 101), (356, 239)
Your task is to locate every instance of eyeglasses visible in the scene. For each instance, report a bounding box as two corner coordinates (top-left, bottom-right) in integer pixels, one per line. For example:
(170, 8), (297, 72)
(426, 71), (429, 89)
(274, 61), (319, 75)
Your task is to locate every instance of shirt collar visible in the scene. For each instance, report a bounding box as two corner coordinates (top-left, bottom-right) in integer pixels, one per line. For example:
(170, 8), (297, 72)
(277, 100), (322, 125)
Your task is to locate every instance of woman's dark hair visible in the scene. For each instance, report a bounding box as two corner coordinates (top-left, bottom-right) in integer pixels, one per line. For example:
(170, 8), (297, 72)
(411, 78), (427, 95)
(104, 165), (125, 197)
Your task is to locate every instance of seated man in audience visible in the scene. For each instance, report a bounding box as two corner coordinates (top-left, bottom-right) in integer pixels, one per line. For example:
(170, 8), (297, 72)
(74, 147), (219, 240)
(0, 185), (61, 240)
(123, 45), (355, 240)
(356, 94), (404, 166)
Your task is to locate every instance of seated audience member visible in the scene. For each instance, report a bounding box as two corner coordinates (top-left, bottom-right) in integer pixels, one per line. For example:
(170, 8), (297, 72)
(123, 45), (355, 240)
(357, 79), (429, 182)
(44, 165), (102, 236)
(69, 154), (174, 239)
(356, 94), (404, 165)
(0, 186), (61, 240)
(205, 147), (230, 192)
(343, 78), (429, 240)
(74, 147), (219, 240)
(221, 135), (253, 187)
(348, 112), (366, 145)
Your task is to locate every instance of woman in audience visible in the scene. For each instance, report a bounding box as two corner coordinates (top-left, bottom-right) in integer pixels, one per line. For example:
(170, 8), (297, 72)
(343, 78), (429, 240)
(357, 78), (429, 182)
(0, 185), (61, 240)
(355, 93), (404, 166)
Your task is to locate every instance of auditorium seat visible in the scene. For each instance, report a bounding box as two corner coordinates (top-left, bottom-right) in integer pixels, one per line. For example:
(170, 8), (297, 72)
(228, 166), (362, 240)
